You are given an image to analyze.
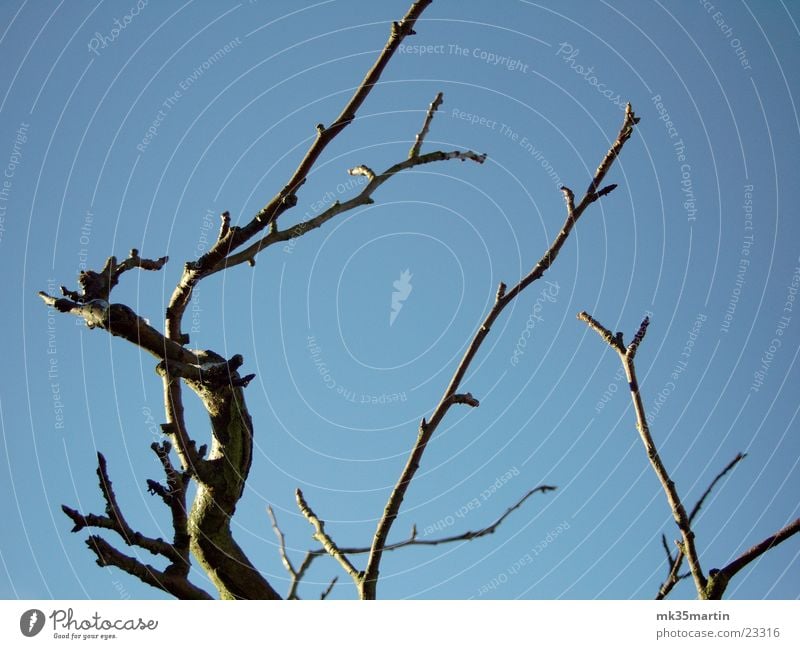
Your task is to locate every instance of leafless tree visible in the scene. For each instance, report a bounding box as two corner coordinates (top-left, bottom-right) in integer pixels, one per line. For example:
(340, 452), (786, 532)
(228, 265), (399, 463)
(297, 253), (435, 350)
(39, 0), (798, 600)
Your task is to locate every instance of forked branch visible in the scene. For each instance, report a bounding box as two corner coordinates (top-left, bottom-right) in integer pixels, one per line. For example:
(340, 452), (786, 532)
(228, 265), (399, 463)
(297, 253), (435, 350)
(580, 314), (800, 599)
(215, 142), (485, 273)
(164, 0), (436, 344)
(579, 312), (706, 596)
(296, 489), (362, 586)
(62, 451), (211, 599)
(657, 452), (746, 599)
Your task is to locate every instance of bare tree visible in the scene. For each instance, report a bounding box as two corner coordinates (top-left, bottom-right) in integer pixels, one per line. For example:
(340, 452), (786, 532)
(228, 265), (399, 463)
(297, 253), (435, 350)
(39, 0), (798, 600)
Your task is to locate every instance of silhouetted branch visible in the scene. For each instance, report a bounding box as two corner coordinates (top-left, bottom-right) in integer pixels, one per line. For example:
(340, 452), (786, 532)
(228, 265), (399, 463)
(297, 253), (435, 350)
(661, 534), (674, 566)
(85, 535), (212, 600)
(689, 453), (747, 523)
(320, 577), (338, 600)
(59, 249), (168, 304)
(62, 451), (208, 599)
(146, 441), (192, 576)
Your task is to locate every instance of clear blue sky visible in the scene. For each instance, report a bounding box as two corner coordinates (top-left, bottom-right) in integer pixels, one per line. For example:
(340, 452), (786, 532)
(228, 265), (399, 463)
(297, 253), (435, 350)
(0, 0), (798, 600)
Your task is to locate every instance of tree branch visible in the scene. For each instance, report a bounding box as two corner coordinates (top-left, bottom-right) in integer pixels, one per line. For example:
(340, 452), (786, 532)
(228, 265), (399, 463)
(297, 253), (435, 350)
(63, 453), (180, 561)
(289, 553), (316, 601)
(381, 485), (557, 547)
(409, 91), (443, 158)
(579, 312), (706, 596)
(39, 251), (208, 482)
(704, 518), (800, 599)
(267, 505), (296, 579)
(688, 453), (747, 524)
(85, 535), (212, 600)
(296, 489), (362, 587)
(37, 292), (194, 365)
(163, 0), (435, 344)
(61, 452), (209, 599)
(157, 374), (207, 480)
(58, 249), (168, 304)
(53, 1), (435, 602)
(244, 0), (432, 231)
(320, 576), (338, 600)
(656, 452), (746, 600)
(146, 441), (192, 577)
(360, 105), (639, 599)
(210, 145), (486, 274)
(274, 486), (553, 598)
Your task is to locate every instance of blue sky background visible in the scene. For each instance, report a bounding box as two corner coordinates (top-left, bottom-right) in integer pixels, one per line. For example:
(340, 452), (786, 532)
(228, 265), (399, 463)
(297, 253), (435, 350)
(0, 0), (798, 600)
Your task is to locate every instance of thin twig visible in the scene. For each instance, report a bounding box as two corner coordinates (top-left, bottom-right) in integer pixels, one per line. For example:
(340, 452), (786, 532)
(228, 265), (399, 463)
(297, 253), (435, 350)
(289, 553), (315, 600)
(656, 543), (690, 600)
(354, 486), (554, 551)
(85, 535), (212, 599)
(688, 453), (747, 523)
(267, 505), (296, 579)
(320, 576), (338, 600)
(146, 441), (192, 575)
(655, 454), (746, 599)
(158, 375), (206, 480)
(660, 534), (674, 567)
(94, 453), (180, 560)
(409, 91), (443, 158)
(61, 453), (208, 598)
(296, 489), (362, 586)
(211, 147), (486, 274)
(384, 486), (556, 546)
(278, 486), (554, 597)
(59, 249), (168, 304)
